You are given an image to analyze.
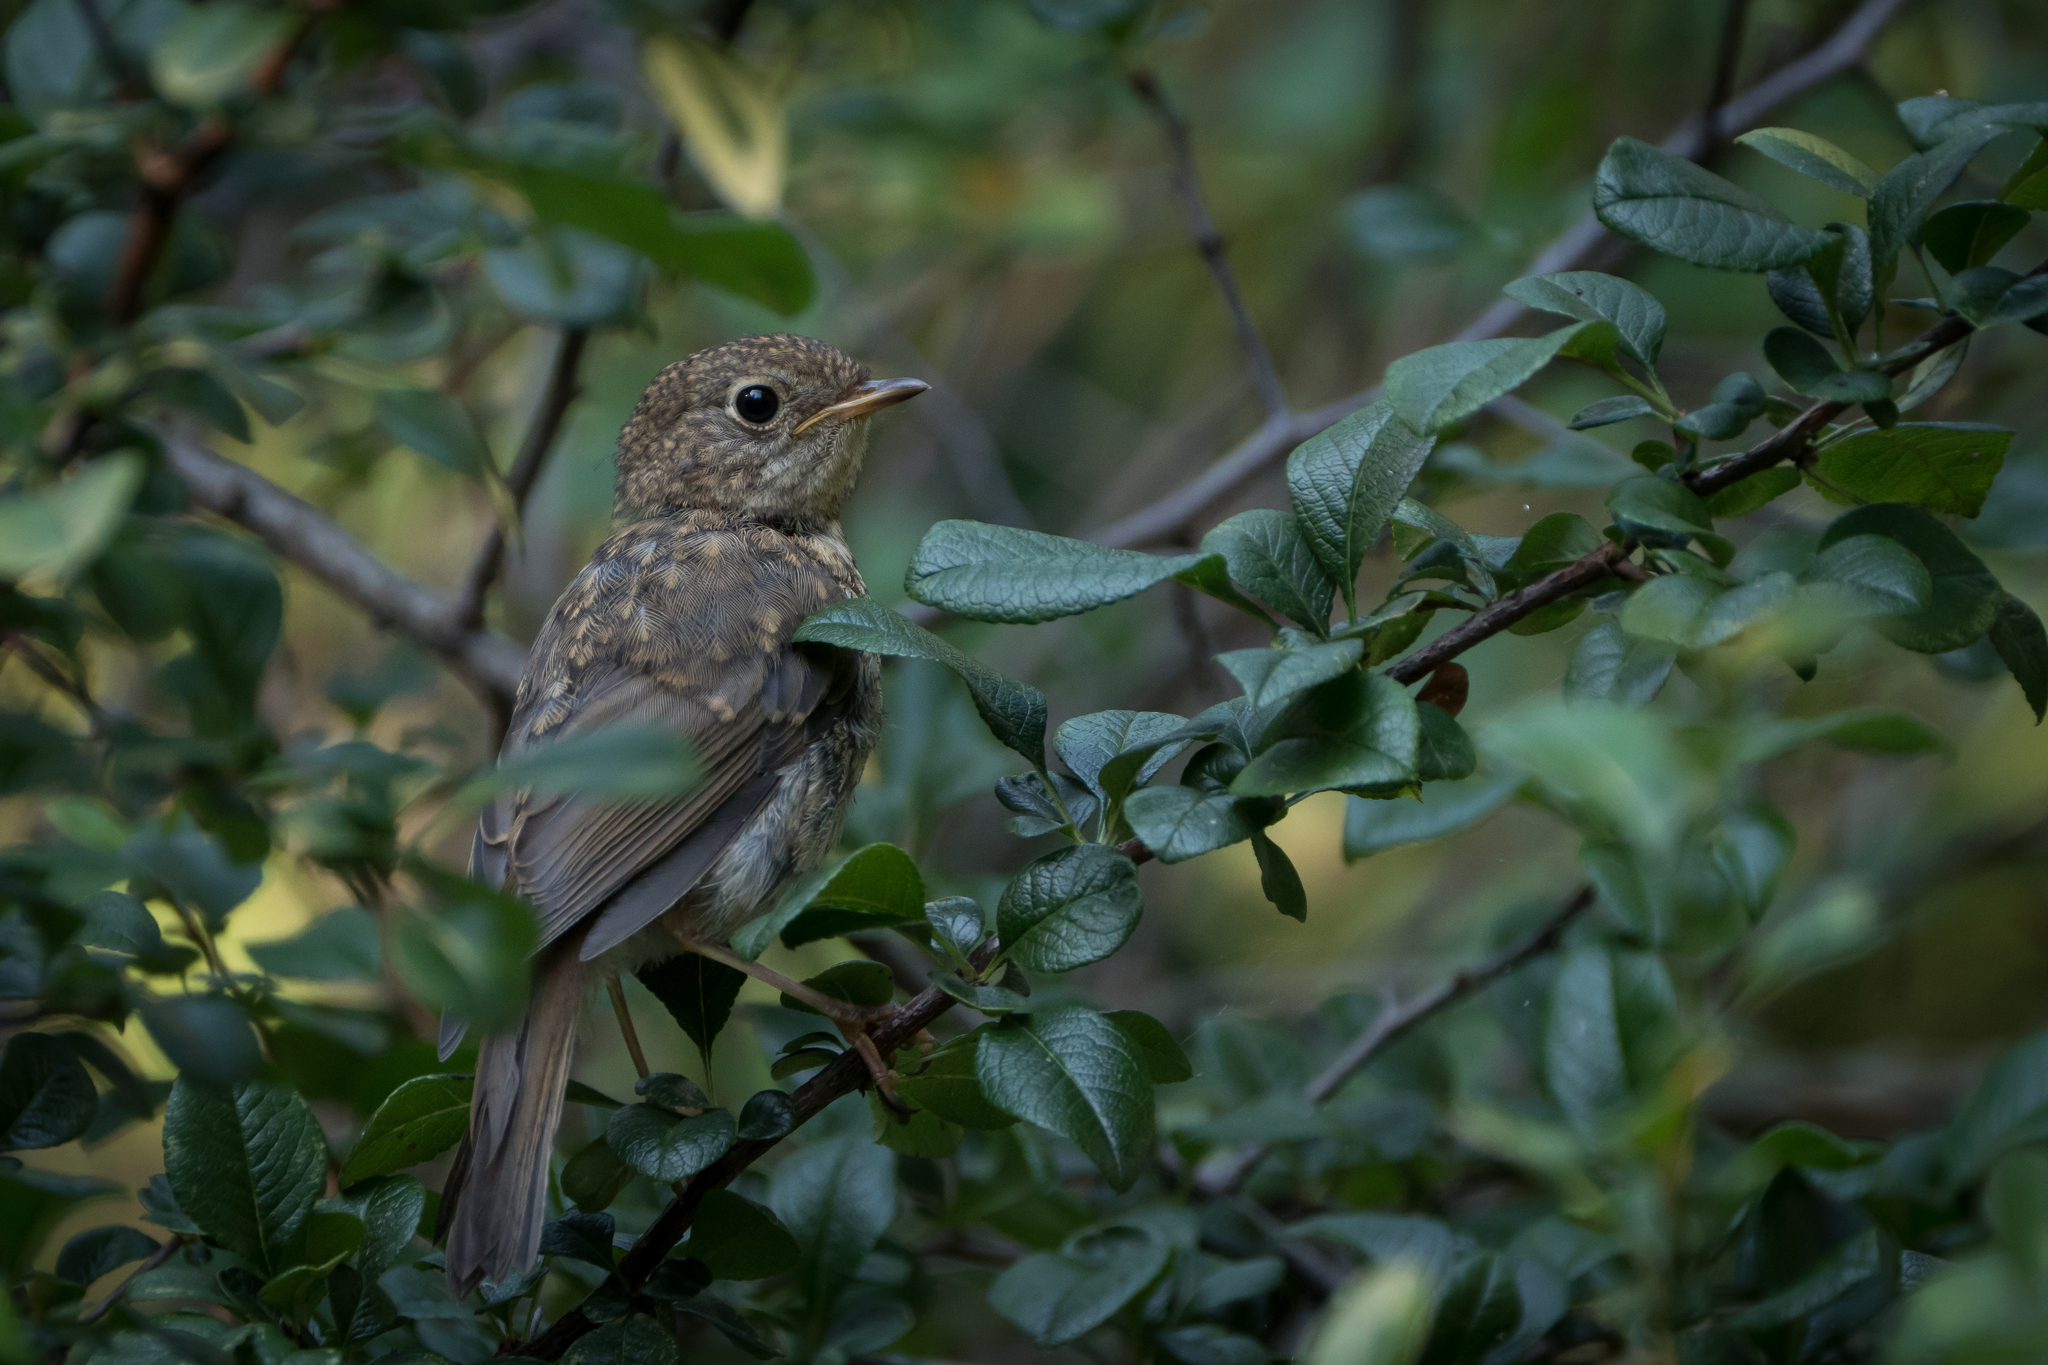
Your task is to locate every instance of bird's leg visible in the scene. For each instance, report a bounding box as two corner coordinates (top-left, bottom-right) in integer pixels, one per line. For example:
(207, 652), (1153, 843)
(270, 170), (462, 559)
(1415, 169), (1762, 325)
(669, 934), (907, 1108)
(605, 974), (650, 1079)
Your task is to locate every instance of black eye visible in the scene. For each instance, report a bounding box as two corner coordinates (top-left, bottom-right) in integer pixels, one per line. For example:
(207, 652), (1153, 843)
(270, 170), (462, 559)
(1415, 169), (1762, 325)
(734, 385), (780, 425)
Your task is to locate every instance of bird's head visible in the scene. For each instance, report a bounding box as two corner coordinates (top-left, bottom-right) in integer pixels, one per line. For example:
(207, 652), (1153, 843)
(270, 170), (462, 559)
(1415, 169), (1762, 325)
(612, 333), (927, 527)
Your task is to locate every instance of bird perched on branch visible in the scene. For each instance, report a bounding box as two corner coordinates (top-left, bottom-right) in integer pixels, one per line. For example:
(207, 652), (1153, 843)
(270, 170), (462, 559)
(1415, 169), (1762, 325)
(435, 334), (926, 1298)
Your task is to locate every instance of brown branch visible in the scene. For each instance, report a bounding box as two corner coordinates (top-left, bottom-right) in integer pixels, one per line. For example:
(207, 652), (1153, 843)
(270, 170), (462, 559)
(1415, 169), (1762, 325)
(1087, 0), (1918, 550)
(104, 7), (326, 324)
(454, 325), (590, 631)
(1381, 295), (2000, 687)
(1195, 887), (1596, 1197)
(1127, 67), (1289, 422)
(519, 944), (999, 1361)
(161, 435), (526, 702)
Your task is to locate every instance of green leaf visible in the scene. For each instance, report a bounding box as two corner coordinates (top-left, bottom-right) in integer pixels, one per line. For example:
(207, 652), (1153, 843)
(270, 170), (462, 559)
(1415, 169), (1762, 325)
(1422, 1252), (1557, 1365)
(1620, 572), (1795, 649)
(540, 1209), (616, 1268)
(149, 3), (293, 108)
(0, 455), (144, 581)
(1249, 827), (1308, 921)
(56, 1225), (160, 1286)
(1817, 504), (2002, 653)
(636, 953), (746, 1061)
(1502, 270), (1668, 368)
(1923, 200), (2031, 273)
(1990, 593), (2048, 723)
(923, 896), (987, 961)
(1674, 372), (1766, 442)
(1343, 775), (1518, 858)
(1386, 323), (1601, 434)
(1343, 185), (1476, 258)
(248, 907), (380, 982)
(635, 1072), (709, 1113)
(770, 1136), (897, 1282)
(896, 1032), (1018, 1129)
(139, 998), (264, 1089)
(1606, 477), (1712, 539)
(990, 1225), (1171, 1347)
(1728, 1229), (1885, 1332)
(1763, 327), (1892, 404)
(1706, 466), (1800, 519)
(1944, 1030), (2048, 1184)
(1735, 708), (1947, 763)
(389, 887), (534, 1034)
(483, 227), (642, 326)
(560, 1138), (635, 1213)
(997, 843), (1142, 972)
(1303, 1262), (1434, 1365)
(0, 1033), (96, 1152)
(1106, 1011), (1193, 1083)
(1802, 533), (1933, 617)
(604, 1105), (733, 1182)
(475, 156), (813, 314)
(341, 1074), (472, 1187)
(325, 1174), (424, 1276)
(2003, 135), (2048, 208)
(1124, 784), (1262, 863)
(736, 1089), (794, 1140)
(1949, 267), (2048, 329)
(683, 1188), (800, 1281)
(1054, 711), (1190, 800)
(1286, 399), (1437, 604)
(1482, 700), (1700, 853)
(1570, 395), (1657, 430)
(1234, 671), (1420, 797)
(163, 1079), (326, 1276)
(1735, 127), (1879, 196)
(1869, 127), (2004, 265)
(463, 724), (701, 803)
(1563, 622), (1677, 707)
(1217, 639), (1363, 709)
(779, 960), (893, 1014)
(1503, 512), (1602, 588)
(1414, 702), (1476, 782)
(795, 597), (1047, 768)
(1592, 135), (1833, 271)
(979, 1009), (1154, 1191)
(906, 520), (1224, 623)
(375, 389), (492, 480)
(778, 841), (925, 945)
(562, 1317), (681, 1365)
(1201, 510), (1337, 633)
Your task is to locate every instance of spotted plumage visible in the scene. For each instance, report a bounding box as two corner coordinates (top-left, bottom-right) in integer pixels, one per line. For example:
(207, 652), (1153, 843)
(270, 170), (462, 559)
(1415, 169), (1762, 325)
(437, 335), (924, 1299)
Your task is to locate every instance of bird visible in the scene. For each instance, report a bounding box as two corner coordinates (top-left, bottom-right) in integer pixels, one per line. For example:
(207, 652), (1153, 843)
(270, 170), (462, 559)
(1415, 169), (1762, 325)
(434, 333), (927, 1299)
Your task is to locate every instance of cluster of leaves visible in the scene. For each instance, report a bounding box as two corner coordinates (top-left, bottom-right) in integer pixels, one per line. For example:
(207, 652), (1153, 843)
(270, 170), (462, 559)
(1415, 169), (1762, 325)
(3, 0), (2048, 1362)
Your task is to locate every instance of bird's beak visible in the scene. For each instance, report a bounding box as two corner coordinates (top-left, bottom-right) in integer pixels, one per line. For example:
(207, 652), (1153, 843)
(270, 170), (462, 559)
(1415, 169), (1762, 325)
(792, 377), (930, 436)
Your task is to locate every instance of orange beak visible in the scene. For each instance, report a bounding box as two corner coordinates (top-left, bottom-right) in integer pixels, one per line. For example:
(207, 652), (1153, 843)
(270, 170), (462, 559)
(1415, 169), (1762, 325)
(792, 377), (930, 436)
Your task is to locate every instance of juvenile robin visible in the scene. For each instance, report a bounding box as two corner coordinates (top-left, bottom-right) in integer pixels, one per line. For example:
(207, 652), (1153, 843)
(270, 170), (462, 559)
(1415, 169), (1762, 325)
(435, 334), (926, 1298)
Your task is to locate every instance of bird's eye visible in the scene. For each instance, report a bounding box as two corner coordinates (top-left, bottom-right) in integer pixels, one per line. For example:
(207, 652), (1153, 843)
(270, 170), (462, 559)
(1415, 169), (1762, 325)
(734, 385), (780, 425)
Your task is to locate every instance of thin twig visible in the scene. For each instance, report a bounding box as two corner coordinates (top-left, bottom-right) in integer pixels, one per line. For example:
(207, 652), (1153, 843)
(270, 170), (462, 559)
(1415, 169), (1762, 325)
(1196, 887), (1596, 1197)
(1088, 0), (1918, 550)
(606, 975), (650, 1080)
(80, 1234), (191, 1323)
(1128, 67), (1289, 421)
(455, 325), (590, 630)
(520, 943), (999, 1360)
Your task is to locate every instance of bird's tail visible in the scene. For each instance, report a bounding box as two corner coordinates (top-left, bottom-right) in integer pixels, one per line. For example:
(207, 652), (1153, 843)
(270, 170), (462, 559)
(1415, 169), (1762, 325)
(438, 946), (588, 1299)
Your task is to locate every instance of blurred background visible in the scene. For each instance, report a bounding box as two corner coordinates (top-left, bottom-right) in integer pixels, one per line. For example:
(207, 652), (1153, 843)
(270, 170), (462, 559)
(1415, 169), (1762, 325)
(10, 0), (2048, 1278)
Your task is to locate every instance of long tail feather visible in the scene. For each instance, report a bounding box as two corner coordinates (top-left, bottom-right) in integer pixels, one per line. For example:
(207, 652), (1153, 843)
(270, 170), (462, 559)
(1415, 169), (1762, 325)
(440, 947), (588, 1299)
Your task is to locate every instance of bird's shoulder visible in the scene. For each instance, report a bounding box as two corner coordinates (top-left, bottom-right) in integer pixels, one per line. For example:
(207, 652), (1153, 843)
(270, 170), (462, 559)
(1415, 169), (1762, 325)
(510, 513), (864, 744)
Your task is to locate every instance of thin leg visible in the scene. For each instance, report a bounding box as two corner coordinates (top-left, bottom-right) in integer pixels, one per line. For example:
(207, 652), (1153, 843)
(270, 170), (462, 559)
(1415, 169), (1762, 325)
(606, 975), (650, 1079)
